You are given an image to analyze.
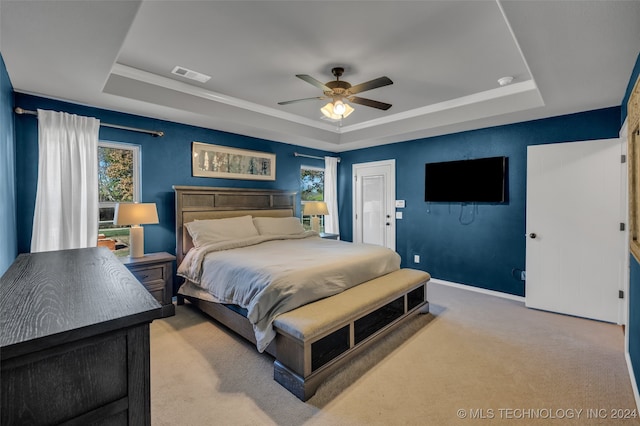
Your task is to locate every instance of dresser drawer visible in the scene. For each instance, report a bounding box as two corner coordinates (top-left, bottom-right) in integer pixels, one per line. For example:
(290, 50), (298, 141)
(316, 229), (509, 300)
(129, 265), (165, 283)
(2, 330), (129, 425)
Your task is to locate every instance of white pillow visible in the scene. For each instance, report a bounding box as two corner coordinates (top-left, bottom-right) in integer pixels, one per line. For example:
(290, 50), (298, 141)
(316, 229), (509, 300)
(253, 216), (305, 236)
(185, 215), (259, 247)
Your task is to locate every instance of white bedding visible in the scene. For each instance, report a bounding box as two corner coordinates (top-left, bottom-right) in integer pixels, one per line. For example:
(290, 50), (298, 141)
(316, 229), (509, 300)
(177, 233), (401, 352)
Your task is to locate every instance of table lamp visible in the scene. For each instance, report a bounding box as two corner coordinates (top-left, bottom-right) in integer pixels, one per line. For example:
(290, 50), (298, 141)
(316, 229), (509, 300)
(303, 201), (329, 233)
(114, 202), (159, 258)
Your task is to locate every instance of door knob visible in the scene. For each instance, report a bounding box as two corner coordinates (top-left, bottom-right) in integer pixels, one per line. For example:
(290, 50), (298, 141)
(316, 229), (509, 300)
(528, 233), (537, 239)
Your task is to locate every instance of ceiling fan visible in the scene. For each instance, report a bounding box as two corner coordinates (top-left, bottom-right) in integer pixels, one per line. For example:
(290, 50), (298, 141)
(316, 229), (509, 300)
(278, 67), (393, 118)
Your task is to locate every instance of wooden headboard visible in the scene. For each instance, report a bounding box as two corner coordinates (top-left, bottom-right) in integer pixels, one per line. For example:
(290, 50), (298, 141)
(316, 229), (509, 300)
(173, 186), (297, 265)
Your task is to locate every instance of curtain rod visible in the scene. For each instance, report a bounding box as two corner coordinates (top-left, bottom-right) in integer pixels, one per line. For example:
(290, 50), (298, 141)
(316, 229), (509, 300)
(294, 152), (340, 163)
(14, 107), (164, 137)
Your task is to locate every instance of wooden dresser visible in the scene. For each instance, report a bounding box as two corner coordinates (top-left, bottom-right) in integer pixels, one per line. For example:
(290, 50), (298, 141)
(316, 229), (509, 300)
(0, 247), (162, 425)
(120, 252), (176, 318)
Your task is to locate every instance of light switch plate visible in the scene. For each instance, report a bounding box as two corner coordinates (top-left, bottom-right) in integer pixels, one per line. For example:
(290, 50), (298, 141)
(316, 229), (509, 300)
(395, 200), (405, 208)
(396, 212), (403, 219)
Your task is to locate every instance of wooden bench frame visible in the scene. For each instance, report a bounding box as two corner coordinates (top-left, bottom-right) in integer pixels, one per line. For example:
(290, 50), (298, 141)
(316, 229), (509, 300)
(273, 277), (429, 400)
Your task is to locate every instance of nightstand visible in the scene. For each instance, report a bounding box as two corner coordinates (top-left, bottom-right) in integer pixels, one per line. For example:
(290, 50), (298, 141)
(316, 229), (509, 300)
(319, 232), (339, 240)
(120, 252), (176, 317)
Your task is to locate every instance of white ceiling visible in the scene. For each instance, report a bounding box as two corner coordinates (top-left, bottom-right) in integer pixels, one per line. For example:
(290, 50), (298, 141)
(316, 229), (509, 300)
(1, 1), (639, 152)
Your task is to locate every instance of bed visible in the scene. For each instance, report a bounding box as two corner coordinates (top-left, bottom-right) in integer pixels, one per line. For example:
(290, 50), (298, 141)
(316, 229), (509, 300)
(173, 185), (430, 400)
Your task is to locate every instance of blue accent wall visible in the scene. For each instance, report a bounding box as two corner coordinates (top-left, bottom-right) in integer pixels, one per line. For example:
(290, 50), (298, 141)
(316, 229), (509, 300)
(339, 107), (621, 296)
(14, 93), (331, 256)
(0, 52), (17, 275)
(623, 50), (640, 395)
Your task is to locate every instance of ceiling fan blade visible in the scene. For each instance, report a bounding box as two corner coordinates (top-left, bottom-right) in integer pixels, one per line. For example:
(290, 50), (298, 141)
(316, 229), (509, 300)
(349, 96), (392, 111)
(348, 76), (393, 95)
(278, 96), (325, 105)
(296, 74), (332, 92)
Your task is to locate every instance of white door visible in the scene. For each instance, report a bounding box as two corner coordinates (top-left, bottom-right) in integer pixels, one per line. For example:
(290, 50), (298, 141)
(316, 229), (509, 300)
(525, 138), (624, 323)
(353, 160), (396, 250)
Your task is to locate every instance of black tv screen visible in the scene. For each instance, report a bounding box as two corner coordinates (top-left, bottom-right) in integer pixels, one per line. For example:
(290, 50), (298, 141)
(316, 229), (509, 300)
(425, 156), (508, 203)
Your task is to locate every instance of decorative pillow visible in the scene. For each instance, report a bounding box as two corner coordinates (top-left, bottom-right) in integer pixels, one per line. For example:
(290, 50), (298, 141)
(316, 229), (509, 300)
(253, 216), (305, 236)
(185, 215), (259, 247)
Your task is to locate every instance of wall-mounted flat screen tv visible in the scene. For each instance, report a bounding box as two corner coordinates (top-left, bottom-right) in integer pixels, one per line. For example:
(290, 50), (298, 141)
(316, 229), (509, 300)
(425, 156), (508, 203)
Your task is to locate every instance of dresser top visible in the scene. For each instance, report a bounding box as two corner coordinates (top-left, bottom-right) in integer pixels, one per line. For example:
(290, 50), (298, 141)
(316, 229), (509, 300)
(119, 251), (176, 267)
(0, 247), (162, 359)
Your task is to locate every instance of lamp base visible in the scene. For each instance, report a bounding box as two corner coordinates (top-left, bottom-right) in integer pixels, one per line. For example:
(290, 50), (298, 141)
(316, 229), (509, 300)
(129, 225), (145, 258)
(311, 216), (320, 233)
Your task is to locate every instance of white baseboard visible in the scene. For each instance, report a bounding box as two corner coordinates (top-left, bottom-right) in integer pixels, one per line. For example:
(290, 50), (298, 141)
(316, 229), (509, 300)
(429, 278), (525, 303)
(625, 352), (640, 411)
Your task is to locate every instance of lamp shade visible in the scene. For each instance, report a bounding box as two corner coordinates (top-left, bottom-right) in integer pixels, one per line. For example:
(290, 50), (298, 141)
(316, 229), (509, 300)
(114, 203), (159, 226)
(303, 201), (329, 216)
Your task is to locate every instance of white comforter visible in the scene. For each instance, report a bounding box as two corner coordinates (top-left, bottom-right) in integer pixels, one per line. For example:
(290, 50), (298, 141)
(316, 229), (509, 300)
(177, 233), (401, 352)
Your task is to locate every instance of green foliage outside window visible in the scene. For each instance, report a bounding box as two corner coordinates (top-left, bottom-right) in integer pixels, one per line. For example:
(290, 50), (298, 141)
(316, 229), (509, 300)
(301, 168), (324, 201)
(301, 167), (325, 231)
(99, 146), (134, 203)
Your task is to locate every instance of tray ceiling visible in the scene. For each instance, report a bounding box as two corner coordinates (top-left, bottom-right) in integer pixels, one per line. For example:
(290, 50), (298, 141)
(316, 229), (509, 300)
(2, 1), (639, 151)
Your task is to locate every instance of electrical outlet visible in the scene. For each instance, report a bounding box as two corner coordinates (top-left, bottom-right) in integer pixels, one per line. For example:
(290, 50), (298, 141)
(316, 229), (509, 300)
(414, 255), (420, 263)
(520, 271), (526, 281)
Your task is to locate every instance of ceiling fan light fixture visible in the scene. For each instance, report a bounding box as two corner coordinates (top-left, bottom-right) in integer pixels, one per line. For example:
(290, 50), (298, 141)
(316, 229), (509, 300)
(341, 102), (354, 118)
(320, 103), (339, 119)
(280, 68), (392, 118)
(321, 101), (354, 120)
(333, 99), (346, 115)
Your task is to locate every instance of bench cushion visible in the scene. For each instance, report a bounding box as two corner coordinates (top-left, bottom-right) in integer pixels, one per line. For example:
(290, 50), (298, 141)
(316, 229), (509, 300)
(274, 268), (430, 342)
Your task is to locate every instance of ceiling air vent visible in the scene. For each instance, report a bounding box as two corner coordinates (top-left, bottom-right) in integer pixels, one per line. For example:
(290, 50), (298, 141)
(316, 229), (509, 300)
(171, 66), (211, 83)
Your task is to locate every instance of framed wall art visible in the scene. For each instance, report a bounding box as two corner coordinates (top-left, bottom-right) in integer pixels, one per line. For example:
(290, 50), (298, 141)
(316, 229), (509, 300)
(192, 142), (276, 181)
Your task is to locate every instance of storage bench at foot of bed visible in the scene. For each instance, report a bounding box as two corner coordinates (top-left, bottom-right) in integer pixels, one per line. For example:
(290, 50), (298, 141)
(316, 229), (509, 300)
(273, 268), (430, 401)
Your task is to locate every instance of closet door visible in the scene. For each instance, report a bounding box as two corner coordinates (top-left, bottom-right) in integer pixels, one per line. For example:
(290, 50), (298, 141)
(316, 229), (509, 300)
(525, 138), (624, 323)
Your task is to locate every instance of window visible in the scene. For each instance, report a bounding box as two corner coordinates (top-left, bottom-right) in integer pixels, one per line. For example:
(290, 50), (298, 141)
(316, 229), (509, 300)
(301, 166), (325, 231)
(98, 142), (141, 256)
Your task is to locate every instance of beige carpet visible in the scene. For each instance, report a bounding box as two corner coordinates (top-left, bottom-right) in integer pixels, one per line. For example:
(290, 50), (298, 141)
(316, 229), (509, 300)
(149, 283), (637, 425)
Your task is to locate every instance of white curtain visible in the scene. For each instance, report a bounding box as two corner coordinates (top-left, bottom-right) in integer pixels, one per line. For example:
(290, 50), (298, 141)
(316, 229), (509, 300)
(31, 109), (100, 252)
(324, 156), (340, 235)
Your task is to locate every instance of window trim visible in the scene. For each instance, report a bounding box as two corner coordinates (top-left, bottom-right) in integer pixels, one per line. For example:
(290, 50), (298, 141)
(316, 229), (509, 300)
(98, 141), (141, 226)
(628, 75), (640, 262)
